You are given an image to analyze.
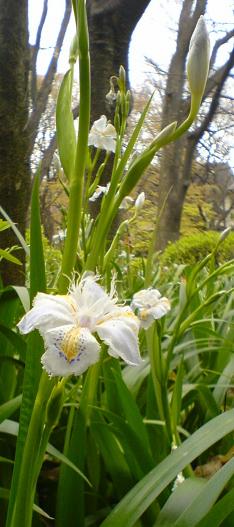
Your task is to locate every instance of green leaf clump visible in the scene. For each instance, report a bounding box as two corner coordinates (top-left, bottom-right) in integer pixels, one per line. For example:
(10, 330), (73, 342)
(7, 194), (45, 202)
(160, 231), (234, 266)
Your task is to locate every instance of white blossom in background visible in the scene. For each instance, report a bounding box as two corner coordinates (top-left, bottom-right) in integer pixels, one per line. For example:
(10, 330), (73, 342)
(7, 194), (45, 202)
(119, 192), (145, 211)
(131, 288), (170, 329)
(52, 229), (67, 244)
(134, 192), (145, 212)
(89, 183), (110, 202)
(119, 196), (134, 210)
(18, 274), (142, 377)
(88, 115), (117, 152)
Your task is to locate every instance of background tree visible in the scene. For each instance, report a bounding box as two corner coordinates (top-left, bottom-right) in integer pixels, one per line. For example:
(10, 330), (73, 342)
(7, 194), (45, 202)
(154, 0), (234, 250)
(87, 0), (151, 122)
(0, 0), (30, 285)
(0, 0), (71, 285)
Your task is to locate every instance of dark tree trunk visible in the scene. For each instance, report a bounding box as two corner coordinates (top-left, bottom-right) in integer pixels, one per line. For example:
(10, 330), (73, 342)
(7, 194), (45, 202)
(87, 0), (151, 122)
(0, 0), (30, 285)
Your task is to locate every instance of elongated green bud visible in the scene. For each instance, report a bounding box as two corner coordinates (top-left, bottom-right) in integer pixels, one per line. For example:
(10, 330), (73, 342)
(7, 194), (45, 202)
(45, 382), (64, 429)
(151, 121), (177, 148)
(69, 34), (79, 64)
(118, 65), (126, 92)
(187, 16), (210, 101)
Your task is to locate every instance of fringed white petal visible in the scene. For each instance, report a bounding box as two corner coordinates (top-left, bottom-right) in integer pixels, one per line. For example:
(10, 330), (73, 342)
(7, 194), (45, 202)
(17, 293), (75, 336)
(96, 308), (142, 365)
(70, 274), (116, 323)
(88, 115), (116, 152)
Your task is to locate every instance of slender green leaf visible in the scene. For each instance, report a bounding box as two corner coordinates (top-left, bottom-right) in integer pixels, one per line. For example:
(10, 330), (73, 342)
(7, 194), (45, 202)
(0, 457), (14, 465)
(0, 206), (29, 256)
(155, 478), (206, 526)
(91, 416), (133, 497)
(11, 286), (30, 312)
(0, 248), (21, 265)
(113, 92), (154, 184)
(171, 357), (184, 428)
(6, 169), (46, 527)
(0, 487), (54, 520)
(0, 395), (22, 424)
(0, 325), (26, 359)
(29, 168), (46, 303)
(0, 219), (10, 232)
(100, 408), (234, 527)
(56, 408), (86, 527)
(174, 457), (234, 526)
(0, 419), (90, 483)
(196, 488), (234, 527)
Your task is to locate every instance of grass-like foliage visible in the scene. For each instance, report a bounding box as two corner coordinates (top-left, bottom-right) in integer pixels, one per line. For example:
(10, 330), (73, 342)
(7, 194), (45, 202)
(0, 3), (234, 526)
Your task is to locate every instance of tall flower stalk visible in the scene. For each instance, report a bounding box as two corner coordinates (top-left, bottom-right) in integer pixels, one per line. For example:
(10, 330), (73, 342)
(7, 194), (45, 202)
(8, 2), (90, 526)
(58, 0), (90, 293)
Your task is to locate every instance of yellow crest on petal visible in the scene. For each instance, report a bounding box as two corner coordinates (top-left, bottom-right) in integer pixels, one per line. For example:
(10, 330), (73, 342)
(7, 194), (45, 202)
(61, 327), (81, 362)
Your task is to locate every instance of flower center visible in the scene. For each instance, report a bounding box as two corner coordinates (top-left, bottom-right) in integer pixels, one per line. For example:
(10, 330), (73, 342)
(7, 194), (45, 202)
(61, 327), (81, 363)
(78, 313), (94, 330)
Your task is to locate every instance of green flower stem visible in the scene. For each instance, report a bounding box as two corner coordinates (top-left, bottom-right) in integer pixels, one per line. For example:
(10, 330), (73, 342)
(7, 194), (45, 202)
(85, 197), (118, 271)
(85, 149), (102, 202)
(147, 324), (172, 443)
(32, 378), (66, 491)
(169, 95), (201, 142)
(10, 372), (56, 527)
(103, 217), (133, 271)
(58, 0), (90, 293)
(81, 360), (101, 423)
(31, 423), (52, 493)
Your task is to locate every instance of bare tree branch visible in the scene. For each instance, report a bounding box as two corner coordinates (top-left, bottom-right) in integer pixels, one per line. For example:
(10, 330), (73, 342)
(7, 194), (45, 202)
(191, 47), (234, 142)
(210, 28), (234, 69)
(30, 0), (48, 105)
(27, 0), (71, 154)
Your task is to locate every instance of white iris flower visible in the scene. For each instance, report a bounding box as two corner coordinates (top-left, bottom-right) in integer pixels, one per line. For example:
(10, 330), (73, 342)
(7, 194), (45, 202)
(18, 275), (142, 377)
(89, 183), (110, 202)
(88, 115), (117, 152)
(131, 288), (170, 329)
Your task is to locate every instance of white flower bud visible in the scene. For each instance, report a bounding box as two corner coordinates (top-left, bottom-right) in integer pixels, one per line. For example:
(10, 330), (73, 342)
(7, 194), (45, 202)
(153, 121), (177, 147)
(187, 16), (210, 100)
(135, 192), (145, 212)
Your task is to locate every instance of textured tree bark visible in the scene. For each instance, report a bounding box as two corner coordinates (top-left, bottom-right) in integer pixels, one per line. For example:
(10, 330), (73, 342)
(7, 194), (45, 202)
(0, 1), (71, 285)
(87, 0), (151, 225)
(0, 0), (30, 285)
(156, 0), (207, 251)
(87, 0), (151, 122)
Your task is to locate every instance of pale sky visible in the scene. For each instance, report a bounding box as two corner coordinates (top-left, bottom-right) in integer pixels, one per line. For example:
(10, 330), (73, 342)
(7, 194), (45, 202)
(29, 0), (234, 88)
(29, 0), (234, 167)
